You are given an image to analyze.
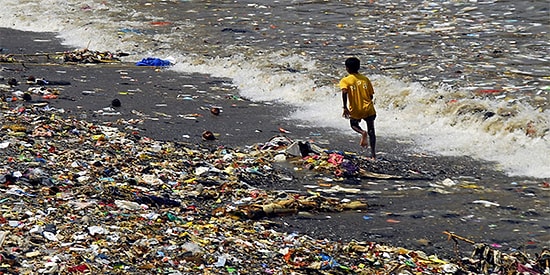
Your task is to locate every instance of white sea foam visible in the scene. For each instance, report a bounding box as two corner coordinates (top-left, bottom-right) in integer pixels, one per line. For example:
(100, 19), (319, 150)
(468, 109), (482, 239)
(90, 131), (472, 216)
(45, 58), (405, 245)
(2, 0), (548, 178)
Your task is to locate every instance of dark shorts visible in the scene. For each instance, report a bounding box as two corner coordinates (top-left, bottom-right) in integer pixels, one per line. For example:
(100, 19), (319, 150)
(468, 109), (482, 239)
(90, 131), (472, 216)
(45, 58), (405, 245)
(350, 114), (376, 128)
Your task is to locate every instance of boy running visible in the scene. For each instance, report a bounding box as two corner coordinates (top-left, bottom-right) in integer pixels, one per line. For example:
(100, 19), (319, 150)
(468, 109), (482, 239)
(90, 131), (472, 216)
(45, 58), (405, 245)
(340, 57), (377, 159)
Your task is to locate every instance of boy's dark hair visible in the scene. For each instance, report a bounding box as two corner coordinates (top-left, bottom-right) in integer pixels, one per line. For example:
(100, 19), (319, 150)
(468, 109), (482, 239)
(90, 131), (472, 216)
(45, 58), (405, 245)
(345, 57), (360, 73)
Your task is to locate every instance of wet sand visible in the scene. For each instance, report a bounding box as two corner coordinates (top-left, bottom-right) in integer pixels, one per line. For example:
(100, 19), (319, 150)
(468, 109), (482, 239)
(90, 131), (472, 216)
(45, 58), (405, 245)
(1, 28), (549, 261)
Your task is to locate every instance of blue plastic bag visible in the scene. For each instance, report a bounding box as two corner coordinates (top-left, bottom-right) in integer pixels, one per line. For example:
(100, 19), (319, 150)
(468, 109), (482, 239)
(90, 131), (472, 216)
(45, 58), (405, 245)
(135, 57), (172, 67)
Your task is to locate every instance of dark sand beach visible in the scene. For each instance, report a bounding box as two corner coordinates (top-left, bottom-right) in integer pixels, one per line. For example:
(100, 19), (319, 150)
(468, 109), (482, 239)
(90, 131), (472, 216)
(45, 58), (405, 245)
(1, 28), (549, 273)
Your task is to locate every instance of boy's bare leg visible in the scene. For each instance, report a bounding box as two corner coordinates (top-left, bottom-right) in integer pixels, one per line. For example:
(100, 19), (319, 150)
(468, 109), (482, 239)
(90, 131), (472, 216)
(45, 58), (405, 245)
(360, 131), (368, 147)
(350, 120), (368, 148)
(366, 118), (376, 159)
(370, 147), (376, 160)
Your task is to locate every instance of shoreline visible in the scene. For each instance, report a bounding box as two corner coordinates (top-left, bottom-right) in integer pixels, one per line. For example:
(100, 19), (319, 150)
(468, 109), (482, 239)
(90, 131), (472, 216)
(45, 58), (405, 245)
(1, 27), (549, 272)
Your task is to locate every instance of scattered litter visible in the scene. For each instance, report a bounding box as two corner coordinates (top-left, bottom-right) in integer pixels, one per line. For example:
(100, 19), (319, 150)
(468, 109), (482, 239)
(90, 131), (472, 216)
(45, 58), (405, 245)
(472, 200), (500, 207)
(201, 130), (216, 140)
(0, 100), (545, 274)
(111, 98), (122, 107)
(210, 106), (221, 115)
(0, 44), (547, 274)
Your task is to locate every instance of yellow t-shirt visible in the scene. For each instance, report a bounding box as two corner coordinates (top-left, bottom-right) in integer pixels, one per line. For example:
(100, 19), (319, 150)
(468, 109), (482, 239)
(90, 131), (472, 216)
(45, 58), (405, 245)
(339, 73), (376, 119)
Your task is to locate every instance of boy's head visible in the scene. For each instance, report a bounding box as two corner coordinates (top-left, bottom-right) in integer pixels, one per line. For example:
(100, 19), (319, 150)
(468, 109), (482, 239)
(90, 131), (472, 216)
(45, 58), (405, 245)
(345, 57), (360, 73)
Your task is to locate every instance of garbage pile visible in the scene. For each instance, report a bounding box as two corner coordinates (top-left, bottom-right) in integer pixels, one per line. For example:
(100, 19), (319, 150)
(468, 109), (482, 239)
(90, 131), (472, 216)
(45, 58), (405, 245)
(1, 49), (125, 65)
(0, 54), (17, 63)
(62, 49), (126, 63)
(0, 93), (548, 273)
(280, 138), (433, 182)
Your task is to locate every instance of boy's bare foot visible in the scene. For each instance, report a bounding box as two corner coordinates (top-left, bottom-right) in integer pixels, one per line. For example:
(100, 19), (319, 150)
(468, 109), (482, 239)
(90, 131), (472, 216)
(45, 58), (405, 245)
(365, 156), (377, 162)
(360, 131), (368, 147)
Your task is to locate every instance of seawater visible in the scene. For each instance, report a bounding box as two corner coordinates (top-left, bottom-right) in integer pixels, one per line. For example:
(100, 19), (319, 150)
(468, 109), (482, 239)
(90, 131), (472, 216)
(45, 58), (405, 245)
(1, 0), (549, 178)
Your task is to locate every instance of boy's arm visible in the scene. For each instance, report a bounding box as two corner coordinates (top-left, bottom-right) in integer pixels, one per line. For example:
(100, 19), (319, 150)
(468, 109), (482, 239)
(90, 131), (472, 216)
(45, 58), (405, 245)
(342, 88), (350, 118)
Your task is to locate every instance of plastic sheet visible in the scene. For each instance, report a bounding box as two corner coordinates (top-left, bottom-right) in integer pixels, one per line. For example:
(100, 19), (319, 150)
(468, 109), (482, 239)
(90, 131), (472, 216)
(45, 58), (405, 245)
(135, 57), (172, 67)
